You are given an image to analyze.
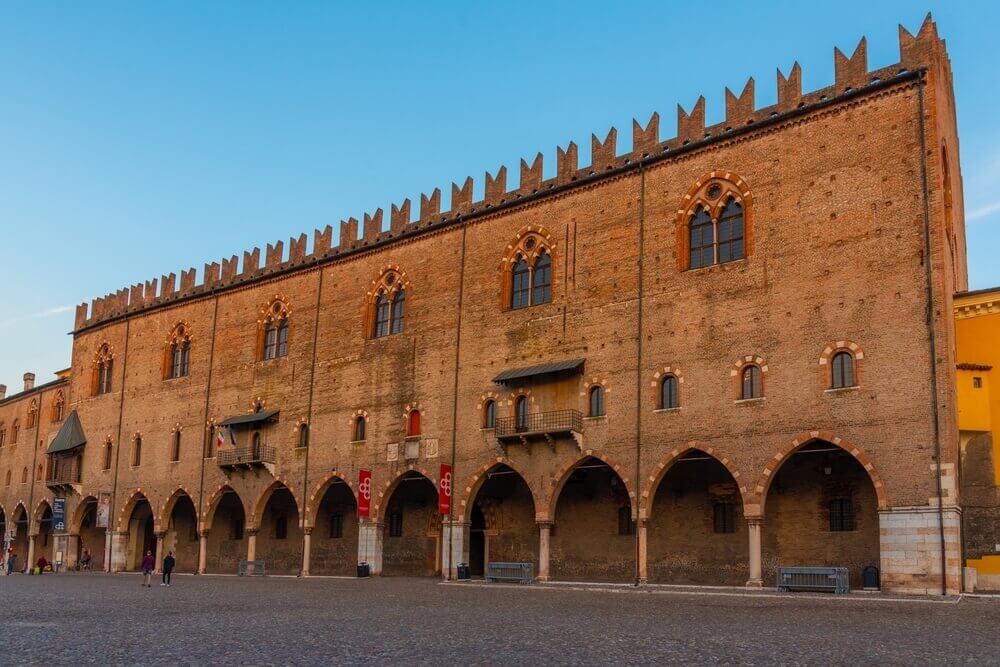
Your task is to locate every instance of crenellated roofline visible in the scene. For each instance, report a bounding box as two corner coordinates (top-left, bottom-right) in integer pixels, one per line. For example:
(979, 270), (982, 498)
(73, 15), (946, 335)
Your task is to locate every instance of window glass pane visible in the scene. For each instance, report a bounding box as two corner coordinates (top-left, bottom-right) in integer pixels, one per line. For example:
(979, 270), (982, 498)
(264, 324), (277, 359)
(390, 289), (405, 334)
(516, 397), (528, 429)
(661, 376), (678, 409)
(718, 200), (744, 262)
(511, 258), (530, 309)
(689, 207), (715, 269)
(589, 386), (604, 416)
(832, 352), (854, 388)
(742, 366), (761, 399)
(483, 401), (495, 428)
(374, 294), (390, 337)
(277, 321), (289, 357)
(354, 417), (365, 441)
(532, 251), (552, 305)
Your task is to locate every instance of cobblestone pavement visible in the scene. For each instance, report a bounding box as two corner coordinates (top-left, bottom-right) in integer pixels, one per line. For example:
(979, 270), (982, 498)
(1, 573), (998, 665)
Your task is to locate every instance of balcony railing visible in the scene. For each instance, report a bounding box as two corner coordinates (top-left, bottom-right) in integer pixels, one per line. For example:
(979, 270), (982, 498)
(495, 409), (583, 442)
(45, 459), (82, 488)
(218, 445), (276, 469)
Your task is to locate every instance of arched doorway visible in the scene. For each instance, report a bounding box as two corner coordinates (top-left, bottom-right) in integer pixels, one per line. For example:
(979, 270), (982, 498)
(762, 440), (880, 588)
(647, 450), (748, 585)
(124, 496), (156, 571)
(312, 478), (358, 576)
(11, 505), (29, 572)
(255, 484), (302, 575)
(163, 493), (199, 573)
(467, 464), (537, 577)
(74, 497), (107, 571)
(205, 488), (247, 574)
(551, 456), (634, 582)
(34, 501), (53, 567)
(381, 471), (440, 576)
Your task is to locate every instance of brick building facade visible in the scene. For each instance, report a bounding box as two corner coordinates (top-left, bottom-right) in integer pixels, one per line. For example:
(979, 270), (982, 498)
(0, 16), (967, 593)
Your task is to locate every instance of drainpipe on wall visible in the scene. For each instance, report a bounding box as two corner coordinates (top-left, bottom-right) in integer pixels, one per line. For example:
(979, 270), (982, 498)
(446, 223), (469, 581)
(107, 316), (132, 571)
(300, 267), (325, 576)
(916, 72), (949, 596)
(195, 296), (221, 573)
(634, 164), (647, 586)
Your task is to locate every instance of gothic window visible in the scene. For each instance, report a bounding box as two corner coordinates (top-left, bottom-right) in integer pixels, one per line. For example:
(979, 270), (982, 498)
(482, 400), (496, 429)
(4, 470), (9, 486)
(51, 391), (65, 422)
(27, 400), (37, 429)
(11, 420), (19, 445)
(131, 436), (142, 467)
(831, 351), (855, 389)
(713, 502), (736, 533)
(511, 256), (530, 309)
(21, 467), (28, 483)
(503, 229), (556, 310)
(230, 516), (244, 540)
(390, 289), (405, 335)
(531, 250), (552, 305)
(0, 424), (5, 447)
(353, 416), (366, 442)
(368, 269), (409, 338)
(588, 386), (605, 417)
(660, 375), (679, 409)
(515, 396), (529, 430)
(103, 440), (113, 470)
(170, 431), (181, 462)
(407, 410), (421, 437)
(829, 498), (855, 532)
(275, 514), (288, 540)
(93, 343), (114, 395)
(678, 174), (753, 270)
(259, 299), (290, 361)
(164, 323), (192, 379)
(298, 423), (310, 449)
(741, 365), (762, 400)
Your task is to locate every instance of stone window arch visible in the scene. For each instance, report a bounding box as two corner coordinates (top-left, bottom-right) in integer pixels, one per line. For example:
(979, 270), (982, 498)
(501, 225), (556, 310)
(10, 419), (19, 445)
(350, 410), (369, 443)
(365, 266), (410, 339)
(163, 321), (193, 379)
(257, 297), (290, 361)
(0, 422), (5, 447)
(582, 378), (609, 418)
(26, 399), (37, 429)
(21, 466), (28, 484)
(676, 172), (754, 270)
(819, 340), (865, 390)
(92, 343), (115, 396)
(731, 355), (767, 401)
(103, 438), (113, 470)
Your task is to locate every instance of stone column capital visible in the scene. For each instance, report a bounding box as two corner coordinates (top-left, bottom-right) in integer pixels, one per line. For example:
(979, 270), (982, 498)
(198, 528), (210, 538)
(245, 528), (259, 537)
(745, 516), (764, 527)
(303, 526), (314, 536)
(536, 519), (554, 528)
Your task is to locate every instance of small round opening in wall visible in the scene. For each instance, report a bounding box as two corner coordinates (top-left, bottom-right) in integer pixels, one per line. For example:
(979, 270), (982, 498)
(524, 237), (536, 250)
(385, 273), (395, 285)
(272, 303), (282, 314)
(707, 183), (723, 200)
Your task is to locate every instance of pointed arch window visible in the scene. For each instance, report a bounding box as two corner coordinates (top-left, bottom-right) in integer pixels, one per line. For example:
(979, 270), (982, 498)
(678, 174), (753, 270)
(407, 410), (421, 438)
(51, 391), (65, 422)
(259, 299), (290, 361)
(4, 470), (9, 486)
(93, 343), (114, 395)
(368, 269), (408, 338)
(515, 396), (529, 431)
(27, 400), (37, 429)
(0, 424), (5, 447)
(298, 423), (310, 449)
(353, 415), (366, 442)
(131, 436), (142, 467)
(660, 375), (679, 409)
(170, 431), (181, 462)
(482, 400), (496, 429)
(831, 351), (855, 389)
(21, 467), (28, 483)
(164, 323), (192, 379)
(103, 439), (113, 471)
(503, 230), (555, 310)
(11, 420), (19, 445)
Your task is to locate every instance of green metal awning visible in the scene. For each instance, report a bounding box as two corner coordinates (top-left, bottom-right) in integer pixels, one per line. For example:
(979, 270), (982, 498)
(493, 358), (585, 384)
(219, 409), (280, 428)
(47, 410), (87, 454)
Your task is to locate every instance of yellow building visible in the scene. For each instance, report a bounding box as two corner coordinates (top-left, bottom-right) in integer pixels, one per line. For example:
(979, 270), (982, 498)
(955, 287), (1000, 589)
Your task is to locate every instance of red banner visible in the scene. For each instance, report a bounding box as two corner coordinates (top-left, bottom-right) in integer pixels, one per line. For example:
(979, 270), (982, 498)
(357, 469), (372, 517)
(439, 463), (452, 515)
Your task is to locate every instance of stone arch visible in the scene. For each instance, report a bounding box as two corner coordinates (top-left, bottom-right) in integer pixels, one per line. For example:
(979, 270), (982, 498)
(115, 489), (155, 533)
(752, 430), (888, 515)
(543, 449), (635, 522)
(458, 457), (541, 523)
(249, 478), (302, 530)
(11, 502), (28, 522)
(305, 471), (355, 528)
(159, 487), (199, 529)
(639, 442), (749, 520)
(202, 484), (246, 531)
(32, 498), (53, 531)
(371, 464), (438, 522)
(70, 495), (99, 533)
(818, 340), (866, 389)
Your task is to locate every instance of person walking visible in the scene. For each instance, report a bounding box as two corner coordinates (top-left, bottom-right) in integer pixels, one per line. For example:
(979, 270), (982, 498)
(6, 547), (16, 575)
(160, 551), (175, 587)
(141, 550), (155, 587)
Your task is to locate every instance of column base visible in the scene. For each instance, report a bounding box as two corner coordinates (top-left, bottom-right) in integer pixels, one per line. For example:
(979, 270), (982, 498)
(745, 578), (763, 588)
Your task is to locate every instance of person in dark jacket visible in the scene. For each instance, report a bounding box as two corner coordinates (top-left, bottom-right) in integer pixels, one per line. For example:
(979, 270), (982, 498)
(141, 550), (155, 587)
(160, 551), (176, 587)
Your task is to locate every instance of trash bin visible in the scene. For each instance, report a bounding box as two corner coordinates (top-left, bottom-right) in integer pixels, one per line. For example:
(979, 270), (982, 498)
(357, 562), (370, 578)
(456, 564), (470, 580)
(862, 565), (880, 590)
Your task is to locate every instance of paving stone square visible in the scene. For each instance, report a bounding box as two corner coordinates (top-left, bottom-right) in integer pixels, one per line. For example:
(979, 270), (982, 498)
(1, 573), (998, 665)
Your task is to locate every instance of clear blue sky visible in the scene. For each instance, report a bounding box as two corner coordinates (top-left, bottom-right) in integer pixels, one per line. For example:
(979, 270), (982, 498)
(1, 2), (997, 389)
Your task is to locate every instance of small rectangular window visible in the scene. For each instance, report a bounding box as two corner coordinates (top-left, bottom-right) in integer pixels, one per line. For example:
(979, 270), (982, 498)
(231, 517), (244, 540)
(275, 514), (288, 540)
(713, 502), (736, 534)
(389, 511), (403, 538)
(829, 498), (855, 532)
(330, 512), (344, 539)
(973, 376), (983, 389)
(617, 507), (634, 535)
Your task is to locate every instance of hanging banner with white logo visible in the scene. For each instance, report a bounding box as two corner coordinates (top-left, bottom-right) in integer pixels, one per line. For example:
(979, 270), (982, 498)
(357, 469), (372, 517)
(96, 492), (112, 529)
(51, 497), (67, 533)
(438, 463), (452, 515)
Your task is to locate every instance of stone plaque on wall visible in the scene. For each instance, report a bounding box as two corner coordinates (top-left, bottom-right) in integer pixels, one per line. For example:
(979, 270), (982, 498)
(386, 442), (398, 462)
(423, 438), (439, 459)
